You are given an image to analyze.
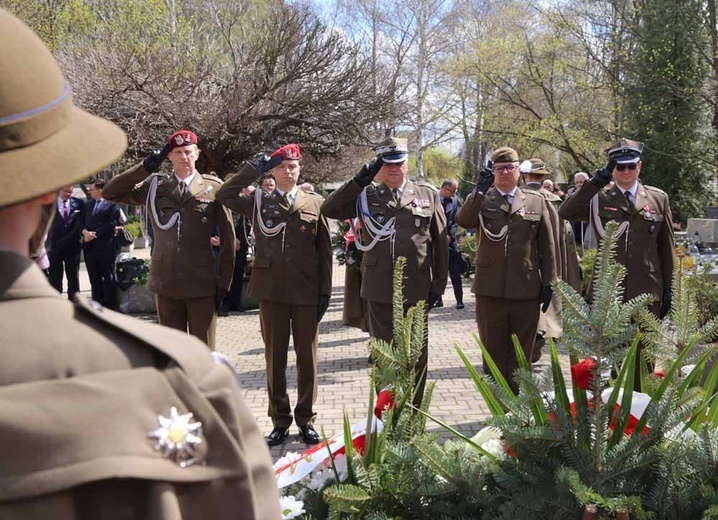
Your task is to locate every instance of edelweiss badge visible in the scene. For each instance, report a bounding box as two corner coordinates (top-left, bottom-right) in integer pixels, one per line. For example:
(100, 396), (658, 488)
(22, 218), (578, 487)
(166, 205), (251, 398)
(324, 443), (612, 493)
(148, 406), (203, 467)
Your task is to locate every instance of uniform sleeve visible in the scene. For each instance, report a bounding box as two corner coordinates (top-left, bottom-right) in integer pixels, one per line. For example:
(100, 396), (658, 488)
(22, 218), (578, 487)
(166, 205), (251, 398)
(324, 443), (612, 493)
(454, 190), (485, 229)
(102, 163), (152, 206)
(215, 193), (237, 292)
(558, 182), (600, 222)
(430, 189), (449, 296)
(538, 198), (557, 286)
(317, 212), (333, 297)
(320, 179), (363, 220)
(215, 163), (260, 217)
(658, 193), (675, 292)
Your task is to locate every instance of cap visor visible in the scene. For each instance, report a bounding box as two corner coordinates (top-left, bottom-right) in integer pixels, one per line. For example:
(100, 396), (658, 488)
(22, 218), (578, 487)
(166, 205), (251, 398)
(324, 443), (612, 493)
(614, 155), (640, 164)
(2, 106), (127, 207)
(382, 153), (408, 164)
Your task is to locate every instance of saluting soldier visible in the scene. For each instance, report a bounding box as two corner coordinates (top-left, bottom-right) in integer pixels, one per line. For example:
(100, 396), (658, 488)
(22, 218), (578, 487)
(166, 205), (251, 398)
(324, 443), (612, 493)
(521, 158), (581, 360)
(103, 130), (235, 349)
(321, 137), (449, 406)
(0, 10), (279, 518)
(559, 138), (674, 317)
(215, 144), (333, 447)
(455, 147), (556, 392)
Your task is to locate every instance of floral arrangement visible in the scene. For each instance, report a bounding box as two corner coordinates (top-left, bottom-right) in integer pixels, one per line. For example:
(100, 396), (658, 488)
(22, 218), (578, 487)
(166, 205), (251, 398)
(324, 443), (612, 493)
(332, 219), (363, 271)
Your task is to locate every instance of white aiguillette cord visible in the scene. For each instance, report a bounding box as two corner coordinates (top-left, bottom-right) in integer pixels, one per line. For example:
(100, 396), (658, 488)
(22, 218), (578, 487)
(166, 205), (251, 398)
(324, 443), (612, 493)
(477, 198), (509, 256)
(353, 188), (397, 258)
(253, 187), (287, 252)
(147, 175), (214, 242)
(589, 193), (630, 249)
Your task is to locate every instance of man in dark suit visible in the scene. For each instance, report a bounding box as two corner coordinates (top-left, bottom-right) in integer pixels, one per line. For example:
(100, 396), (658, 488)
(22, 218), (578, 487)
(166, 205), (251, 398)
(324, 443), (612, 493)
(46, 185), (85, 300)
(438, 178), (464, 309)
(82, 178), (120, 309)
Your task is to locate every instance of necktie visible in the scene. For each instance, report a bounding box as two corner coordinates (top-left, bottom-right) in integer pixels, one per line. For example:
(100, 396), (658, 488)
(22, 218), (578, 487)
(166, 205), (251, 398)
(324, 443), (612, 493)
(181, 182), (188, 197)
(624, 190), (633, 206)
(62, 200), (69, 221)
(392, 189), (400, 205)
(504, 194), (512, 206)
(92, 200), (102, 215)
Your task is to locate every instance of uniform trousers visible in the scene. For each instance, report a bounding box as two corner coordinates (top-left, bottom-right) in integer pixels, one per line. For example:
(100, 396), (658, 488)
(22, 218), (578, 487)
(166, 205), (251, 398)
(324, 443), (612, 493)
(47, 250), (81, 300)
(475, 295), (539, 393)
(367, 299), (429, 406)
(259, 300), (318, 429)
(155, 294), (217, 349)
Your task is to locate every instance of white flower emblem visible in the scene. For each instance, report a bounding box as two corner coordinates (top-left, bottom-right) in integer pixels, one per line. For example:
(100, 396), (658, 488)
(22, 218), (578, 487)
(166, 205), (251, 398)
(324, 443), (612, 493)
(148, 406), (203, 467)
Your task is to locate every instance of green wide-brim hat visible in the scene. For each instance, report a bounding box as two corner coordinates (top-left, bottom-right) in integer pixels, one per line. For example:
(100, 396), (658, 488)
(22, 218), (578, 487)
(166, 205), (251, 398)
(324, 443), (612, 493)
(0, 9), (127, 208)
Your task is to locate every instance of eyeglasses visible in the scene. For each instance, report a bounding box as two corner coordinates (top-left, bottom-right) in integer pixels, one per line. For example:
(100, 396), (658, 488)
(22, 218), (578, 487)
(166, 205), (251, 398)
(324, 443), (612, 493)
(615, 164), (638, 172)
(493, 164), (519, 173)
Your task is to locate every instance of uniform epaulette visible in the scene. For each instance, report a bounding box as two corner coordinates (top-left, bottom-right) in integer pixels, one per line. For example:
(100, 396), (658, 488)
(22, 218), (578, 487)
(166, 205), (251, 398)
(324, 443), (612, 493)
(201, 174), (224, 185)
(414, 181), (438, 192)
(520, 187), (544, 199)
(643, 185), (667, 195)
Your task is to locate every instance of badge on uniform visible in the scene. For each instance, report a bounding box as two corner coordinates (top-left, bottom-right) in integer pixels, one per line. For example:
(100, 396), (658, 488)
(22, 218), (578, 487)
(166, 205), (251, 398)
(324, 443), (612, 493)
(376, 215), (385, 224)
(148, 406), (204, 468)
(415, 217), (421, 228)
(267, 219), (274, 227)
(517, 207), (526, 216)
(300, 224), (307, 232)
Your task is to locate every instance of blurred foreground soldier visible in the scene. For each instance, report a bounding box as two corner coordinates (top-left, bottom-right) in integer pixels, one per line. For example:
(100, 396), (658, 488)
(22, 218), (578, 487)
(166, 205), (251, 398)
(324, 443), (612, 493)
(559, 139), (674, 317)
(0, 9), (279, 519)
(216, 144), (332, 446)
(46, 185), (84, 299)
(103, 130), (235, 349)
(322, 137), (448, 406)
(455, 147), (556, 392)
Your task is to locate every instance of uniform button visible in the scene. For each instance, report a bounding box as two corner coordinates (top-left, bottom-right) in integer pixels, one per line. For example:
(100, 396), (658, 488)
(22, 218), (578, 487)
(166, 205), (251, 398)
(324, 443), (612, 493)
(629, 241), (634, 246)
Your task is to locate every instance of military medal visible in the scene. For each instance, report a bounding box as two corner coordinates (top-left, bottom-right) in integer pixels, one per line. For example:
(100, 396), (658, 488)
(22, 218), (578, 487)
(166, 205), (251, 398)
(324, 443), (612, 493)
(300, 224), (307, 232)
(267, 219), (274, 227)
(148, 406), (203, 468)
(415, 217), (421, 228)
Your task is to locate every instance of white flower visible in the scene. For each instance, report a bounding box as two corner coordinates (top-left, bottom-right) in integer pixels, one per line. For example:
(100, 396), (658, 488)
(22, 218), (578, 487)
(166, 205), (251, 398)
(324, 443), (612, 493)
(274, 451), (303, 470)
(279, 495), (305, 519)
(480, 438), (505, 458)
(332, 453), (349, 482)
(471, 426), (501, 446)
(308, 469), (333, 491)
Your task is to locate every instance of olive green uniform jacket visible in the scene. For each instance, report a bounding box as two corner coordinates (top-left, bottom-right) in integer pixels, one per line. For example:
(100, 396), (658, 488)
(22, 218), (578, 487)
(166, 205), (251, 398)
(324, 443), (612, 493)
(455, 187), (557, 299)
(0, 252), (280, 519)
(559, 181), (674, 303)
(215, 163), (332, 304)
(321, 179), (448, 306)
(103, 164), (236, 300)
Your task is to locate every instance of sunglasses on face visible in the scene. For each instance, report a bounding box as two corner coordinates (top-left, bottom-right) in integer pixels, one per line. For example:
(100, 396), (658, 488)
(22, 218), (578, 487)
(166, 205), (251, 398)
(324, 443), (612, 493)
(615, 164), (638, 172)
(493, 163), (519, 173)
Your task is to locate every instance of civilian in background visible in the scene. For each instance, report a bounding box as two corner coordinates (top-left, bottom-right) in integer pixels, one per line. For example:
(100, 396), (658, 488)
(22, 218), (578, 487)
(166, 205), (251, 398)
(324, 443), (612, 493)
(82, 179), (120, 309)
(46, 185), (85, 299)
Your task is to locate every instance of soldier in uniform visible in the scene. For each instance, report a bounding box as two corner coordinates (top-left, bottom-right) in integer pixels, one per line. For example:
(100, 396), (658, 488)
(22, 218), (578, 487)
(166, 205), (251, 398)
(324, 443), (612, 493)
(103, 130), (235, 349)
(321, 137), (449, 406)
(455, 147), (556, 392)
(216, 144), (333, 446)
(0, 9), (279, 518)
(559, 138), (674, 317)
(521, 158), (581, 361)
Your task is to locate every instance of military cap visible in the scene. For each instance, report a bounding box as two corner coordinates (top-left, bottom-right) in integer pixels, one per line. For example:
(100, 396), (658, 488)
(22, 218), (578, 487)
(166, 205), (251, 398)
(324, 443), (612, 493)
(168, 130), (198, 150)
(606, 138), (643, 164)
(270, 143), (301, 161)
(490, 147), (519, 163)
(527, 157), (550, 175)
(373, 137), (408, 164)
(0, 9), (127, 208)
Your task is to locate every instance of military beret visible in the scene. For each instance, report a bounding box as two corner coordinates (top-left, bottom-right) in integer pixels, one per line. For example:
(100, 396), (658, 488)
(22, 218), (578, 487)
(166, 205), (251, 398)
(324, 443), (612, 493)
(373, 137), (408, 164)
(606, 138), (643, 164)
(270, 143), (301, 161)
(491, 147), (519, 163)
(528, 157), (550, 175)
(168, 130), (198, 150)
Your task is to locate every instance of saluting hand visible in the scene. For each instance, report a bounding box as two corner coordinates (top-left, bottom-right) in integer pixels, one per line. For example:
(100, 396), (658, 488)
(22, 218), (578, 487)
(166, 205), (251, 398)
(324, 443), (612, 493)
(589, 157), (615, 189)
(143, 143), (171, 173)
(255, 154), (284, 173)
(353, 156), (384, 188)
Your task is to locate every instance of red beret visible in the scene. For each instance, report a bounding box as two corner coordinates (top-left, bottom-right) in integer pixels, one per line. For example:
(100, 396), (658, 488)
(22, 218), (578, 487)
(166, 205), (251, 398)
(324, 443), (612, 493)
(270, 143), (301, 161)
(168, 130), (198, 150)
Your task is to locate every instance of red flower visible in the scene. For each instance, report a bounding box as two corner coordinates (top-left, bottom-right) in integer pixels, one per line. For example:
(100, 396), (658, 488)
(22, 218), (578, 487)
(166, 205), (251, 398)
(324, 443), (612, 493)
(571, 358), (596, 390)
(654, 370), (664, 378)
(374, 390), (395, 419)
